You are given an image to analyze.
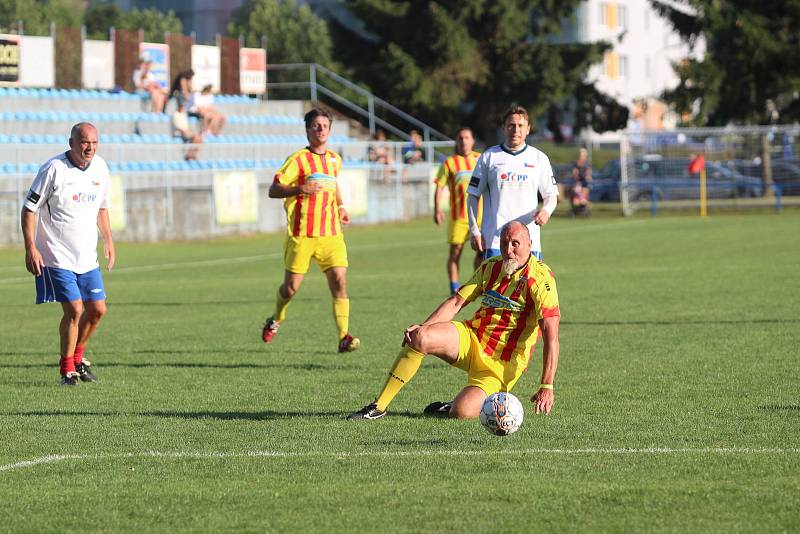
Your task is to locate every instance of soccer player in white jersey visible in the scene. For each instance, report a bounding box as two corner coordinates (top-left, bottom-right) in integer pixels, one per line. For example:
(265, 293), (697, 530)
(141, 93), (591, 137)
(21, 123), (115, 386)
(467, 105), (558, 260)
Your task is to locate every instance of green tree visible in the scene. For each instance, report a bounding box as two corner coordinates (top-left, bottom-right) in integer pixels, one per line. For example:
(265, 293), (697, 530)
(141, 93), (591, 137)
(228, 0), (335, 65)
(83, 2), (182, 42)
(116, 7), (183, 43)
(652, 0), (800, 125)
(0, 0), (83, 35)
(332, 0), (619, 141)
(83, 2), (123, 41)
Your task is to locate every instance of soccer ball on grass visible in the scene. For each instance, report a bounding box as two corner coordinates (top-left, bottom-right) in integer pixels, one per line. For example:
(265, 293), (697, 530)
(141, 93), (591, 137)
(479, 392), (524, 436)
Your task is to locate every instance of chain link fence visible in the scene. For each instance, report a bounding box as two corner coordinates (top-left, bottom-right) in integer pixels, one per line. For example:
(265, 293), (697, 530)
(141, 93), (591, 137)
(618, 126), (800, 216)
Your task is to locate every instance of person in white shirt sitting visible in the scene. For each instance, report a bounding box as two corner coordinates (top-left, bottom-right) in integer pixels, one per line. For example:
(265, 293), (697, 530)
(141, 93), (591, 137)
(188, 84), (226, 135)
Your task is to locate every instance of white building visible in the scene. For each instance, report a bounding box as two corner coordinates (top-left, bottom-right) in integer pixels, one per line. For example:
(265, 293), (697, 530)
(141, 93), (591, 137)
(556, 0), (705, 133)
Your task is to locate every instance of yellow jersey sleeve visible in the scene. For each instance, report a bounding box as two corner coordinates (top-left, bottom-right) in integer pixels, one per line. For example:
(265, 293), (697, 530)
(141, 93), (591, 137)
(274, 153), (301, 186)
(531, 265), (560, 322)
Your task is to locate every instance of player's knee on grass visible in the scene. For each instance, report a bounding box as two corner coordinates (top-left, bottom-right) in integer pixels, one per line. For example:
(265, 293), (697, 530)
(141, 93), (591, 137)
(450, 387), (486, 419)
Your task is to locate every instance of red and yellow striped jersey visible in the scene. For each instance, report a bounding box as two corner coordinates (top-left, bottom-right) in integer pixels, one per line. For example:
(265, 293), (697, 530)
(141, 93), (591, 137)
(435, 151), (481, 221)
(457, 255), (560, 366)
(273, 147), (343, 237)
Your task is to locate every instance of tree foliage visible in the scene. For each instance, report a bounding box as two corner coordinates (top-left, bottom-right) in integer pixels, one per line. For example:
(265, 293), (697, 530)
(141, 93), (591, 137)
(332, 0), (620, 141)
(0, 1), (181, 42)
(0, 0), (83, 35)
(228, 0), (335, 66)
(84, 3), (182, 42)
(653, 0), (800, 125)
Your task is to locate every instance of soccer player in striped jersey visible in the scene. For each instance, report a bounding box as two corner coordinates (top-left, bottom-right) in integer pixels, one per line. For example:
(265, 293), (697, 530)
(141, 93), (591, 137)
(349, 221), (560, 420)
(433, 127), (482, 295)
(467, 105), (558, 261)
(261, 108), (360, 353)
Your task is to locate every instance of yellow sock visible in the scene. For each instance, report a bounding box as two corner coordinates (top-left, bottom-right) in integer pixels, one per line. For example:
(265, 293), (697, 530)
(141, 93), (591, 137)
(332, 297), (349, 339)
(375, 346), (424, 411)
(273, 288), (292, 322)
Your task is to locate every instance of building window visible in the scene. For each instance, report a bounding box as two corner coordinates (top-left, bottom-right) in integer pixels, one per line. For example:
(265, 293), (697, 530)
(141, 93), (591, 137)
(604, 51), (619, 79)
(619, 55), (628, 77)
(600, 2), (618, 29)
(618, 4), (628, 30)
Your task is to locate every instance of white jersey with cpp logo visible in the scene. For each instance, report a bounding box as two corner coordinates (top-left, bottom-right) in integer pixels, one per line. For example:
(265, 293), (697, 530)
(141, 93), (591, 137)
(467, 144), (557, 252)
(23, 152), (110, 274)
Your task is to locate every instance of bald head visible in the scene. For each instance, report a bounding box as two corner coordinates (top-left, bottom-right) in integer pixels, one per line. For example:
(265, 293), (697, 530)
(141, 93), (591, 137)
(499, 221), (532, 273)
(500, 221), (531, 241)
(68, 123), (98, 169)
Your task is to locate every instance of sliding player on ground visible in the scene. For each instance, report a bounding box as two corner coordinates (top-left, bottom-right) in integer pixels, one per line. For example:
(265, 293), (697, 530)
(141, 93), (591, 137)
(349, 221), (560, 420)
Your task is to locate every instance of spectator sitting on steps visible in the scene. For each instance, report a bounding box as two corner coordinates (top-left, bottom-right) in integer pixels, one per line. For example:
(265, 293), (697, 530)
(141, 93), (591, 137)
(132, 59), (167, 113)
(171, 104), (202, 161)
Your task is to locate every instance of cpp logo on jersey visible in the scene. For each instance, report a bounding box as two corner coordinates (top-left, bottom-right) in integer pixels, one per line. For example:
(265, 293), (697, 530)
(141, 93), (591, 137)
(72, 192), (98, 203)
(500, 172), (529, 182)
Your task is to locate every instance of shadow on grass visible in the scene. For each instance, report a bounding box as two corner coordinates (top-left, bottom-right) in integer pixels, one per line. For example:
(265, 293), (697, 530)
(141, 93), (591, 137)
(563, 318), (800, 326)
(0, 361), (329, 371)
(758, 404), (800, 412)
(7, 410), (436, 421)
(8, 410), (346, 420)
(110, 301), (262, 307)
(146, 410), (344, 420)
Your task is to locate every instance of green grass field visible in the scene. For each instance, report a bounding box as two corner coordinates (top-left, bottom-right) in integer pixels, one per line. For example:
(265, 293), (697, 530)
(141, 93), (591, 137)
(1, 212), (799, 532)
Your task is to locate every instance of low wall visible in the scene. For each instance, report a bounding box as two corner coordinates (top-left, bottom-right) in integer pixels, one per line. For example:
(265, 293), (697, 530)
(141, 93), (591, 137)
(0, 163), (435, 246)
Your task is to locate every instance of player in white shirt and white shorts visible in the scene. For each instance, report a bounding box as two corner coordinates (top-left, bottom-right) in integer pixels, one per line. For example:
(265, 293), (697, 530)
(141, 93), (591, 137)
(467, 105), (558, 260)
(21, 123), (116, 386)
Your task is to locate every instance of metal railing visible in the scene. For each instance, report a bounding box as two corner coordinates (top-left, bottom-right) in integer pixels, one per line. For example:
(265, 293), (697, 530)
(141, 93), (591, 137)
(265, 63), (451, 161)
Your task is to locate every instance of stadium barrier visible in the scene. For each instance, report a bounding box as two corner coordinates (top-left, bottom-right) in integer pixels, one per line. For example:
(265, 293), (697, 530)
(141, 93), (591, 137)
(0, 156), (440, 245)
(619, 125), (800, 216)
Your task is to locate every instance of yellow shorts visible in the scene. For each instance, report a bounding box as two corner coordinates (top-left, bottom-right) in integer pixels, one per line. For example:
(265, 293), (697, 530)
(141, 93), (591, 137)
(283, 235), (348, 274)
(447, 218), (471, 245)
(451, 321), (526, 395)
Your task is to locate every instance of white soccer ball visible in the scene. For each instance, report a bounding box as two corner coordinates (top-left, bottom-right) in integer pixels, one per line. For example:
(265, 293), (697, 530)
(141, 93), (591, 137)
(479, 392), (524, 436)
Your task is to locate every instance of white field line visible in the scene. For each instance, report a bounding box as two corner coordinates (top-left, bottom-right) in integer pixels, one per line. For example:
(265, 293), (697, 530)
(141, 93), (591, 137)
(0, 220), (651, 284)
(2, 447), (799, 473)
(0, 239), (443, 285)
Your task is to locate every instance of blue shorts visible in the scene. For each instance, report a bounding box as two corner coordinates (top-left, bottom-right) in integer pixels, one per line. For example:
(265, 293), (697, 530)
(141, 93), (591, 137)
(484, 249), (542, 261)
(35, 267), (106, 304)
